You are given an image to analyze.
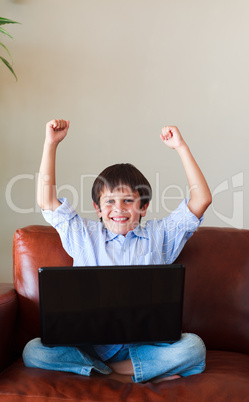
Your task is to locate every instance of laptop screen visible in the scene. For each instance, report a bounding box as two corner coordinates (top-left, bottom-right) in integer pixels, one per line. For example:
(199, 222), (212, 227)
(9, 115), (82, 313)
(39, 264), (185, 346)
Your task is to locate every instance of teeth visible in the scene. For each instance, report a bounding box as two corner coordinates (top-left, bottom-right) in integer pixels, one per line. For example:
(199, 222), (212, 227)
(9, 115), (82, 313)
(112, 217), (127, 222)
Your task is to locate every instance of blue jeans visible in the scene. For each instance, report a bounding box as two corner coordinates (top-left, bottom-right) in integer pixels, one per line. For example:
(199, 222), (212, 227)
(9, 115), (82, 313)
(23, 333), (206, 383)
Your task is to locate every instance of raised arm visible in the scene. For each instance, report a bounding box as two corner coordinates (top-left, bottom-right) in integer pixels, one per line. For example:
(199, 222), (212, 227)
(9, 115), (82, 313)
(37, 119), (70, 211)
(160, 126), (212, 219)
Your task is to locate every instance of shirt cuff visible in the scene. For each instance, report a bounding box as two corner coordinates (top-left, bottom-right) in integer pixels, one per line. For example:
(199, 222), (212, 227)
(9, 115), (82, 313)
(169, 198), (203, 232)
(41, 198), (77, 228)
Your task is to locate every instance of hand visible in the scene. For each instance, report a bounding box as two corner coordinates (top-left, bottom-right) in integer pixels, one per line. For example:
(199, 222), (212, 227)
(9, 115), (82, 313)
(160, 126), (185, 149)
(160, 126), (212, 218)
(45, 119), (70, 146)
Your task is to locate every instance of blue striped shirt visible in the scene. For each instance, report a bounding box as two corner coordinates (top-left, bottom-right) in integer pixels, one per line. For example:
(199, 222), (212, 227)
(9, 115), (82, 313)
(42, 197), (203, 360)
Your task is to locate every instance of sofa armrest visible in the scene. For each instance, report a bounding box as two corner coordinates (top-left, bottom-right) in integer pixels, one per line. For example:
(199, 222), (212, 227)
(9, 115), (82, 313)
(0, 283), (18, 372)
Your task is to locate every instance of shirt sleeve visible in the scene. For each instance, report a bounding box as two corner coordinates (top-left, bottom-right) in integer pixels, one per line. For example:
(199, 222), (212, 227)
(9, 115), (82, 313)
(162, 198), (203, 263)
(41, 197), (87, 260)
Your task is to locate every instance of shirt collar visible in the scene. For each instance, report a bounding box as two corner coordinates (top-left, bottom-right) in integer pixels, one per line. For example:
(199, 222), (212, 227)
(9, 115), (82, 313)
(105, 224), (149, 242)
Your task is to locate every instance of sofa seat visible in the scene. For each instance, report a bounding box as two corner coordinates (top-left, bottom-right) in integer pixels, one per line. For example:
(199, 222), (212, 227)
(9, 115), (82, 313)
(0, 351), (248, 401)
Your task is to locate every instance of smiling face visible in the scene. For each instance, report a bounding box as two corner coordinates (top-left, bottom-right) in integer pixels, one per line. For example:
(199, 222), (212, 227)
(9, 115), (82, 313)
(93, 185), (149, 236)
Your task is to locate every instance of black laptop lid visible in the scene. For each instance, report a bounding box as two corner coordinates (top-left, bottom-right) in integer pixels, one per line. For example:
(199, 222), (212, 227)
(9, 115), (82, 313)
(38, 264), (185, 346)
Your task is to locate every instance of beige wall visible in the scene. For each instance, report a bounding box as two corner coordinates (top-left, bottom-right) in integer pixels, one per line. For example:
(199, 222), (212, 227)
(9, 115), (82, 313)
(1, 0), (248, 282)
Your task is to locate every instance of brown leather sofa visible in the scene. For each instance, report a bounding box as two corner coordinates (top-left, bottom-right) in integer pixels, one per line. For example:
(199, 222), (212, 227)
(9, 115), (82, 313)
(0, 225), (249, 401)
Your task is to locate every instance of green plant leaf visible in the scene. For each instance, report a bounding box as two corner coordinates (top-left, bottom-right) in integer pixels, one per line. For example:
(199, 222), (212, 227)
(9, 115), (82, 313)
(0, 17), (19, 81)
(0, 17), (19, 26)
(0, 26), (14, 40)
(0, 41), (13, 63)
(0, 56), (17, 80)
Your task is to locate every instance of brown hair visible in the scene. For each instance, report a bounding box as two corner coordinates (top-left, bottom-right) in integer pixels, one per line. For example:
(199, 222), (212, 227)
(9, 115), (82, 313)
(92, 163), (152, 208)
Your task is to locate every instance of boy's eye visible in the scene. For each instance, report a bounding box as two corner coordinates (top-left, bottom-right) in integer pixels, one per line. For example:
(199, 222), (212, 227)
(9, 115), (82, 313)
(106, 199), (114, 204)
(124, 199), (134, 203)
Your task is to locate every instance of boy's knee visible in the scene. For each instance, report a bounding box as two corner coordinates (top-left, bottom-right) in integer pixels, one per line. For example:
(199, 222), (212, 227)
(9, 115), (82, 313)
(184, 333), (206, 363)
(22, 337), (43, 368)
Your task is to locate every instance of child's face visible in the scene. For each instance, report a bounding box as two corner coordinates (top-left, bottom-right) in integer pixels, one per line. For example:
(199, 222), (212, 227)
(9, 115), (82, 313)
(93, 186), (149, 236)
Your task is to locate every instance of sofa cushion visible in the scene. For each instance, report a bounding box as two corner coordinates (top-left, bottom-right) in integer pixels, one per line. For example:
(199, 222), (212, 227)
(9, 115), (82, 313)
(0, 351), (248, 401)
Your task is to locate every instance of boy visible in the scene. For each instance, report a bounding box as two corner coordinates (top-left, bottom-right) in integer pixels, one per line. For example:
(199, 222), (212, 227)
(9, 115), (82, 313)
(23, 120), (212, 383)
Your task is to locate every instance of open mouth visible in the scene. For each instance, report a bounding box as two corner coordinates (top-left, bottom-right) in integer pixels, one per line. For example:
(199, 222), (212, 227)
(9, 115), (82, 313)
(111, 217), (129, 223)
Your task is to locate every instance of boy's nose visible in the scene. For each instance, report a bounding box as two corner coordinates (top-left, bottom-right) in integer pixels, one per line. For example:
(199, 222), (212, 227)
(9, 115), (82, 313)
(114, 201), (125, 212)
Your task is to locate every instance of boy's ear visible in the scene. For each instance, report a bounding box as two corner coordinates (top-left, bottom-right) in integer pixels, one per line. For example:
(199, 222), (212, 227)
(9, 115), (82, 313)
(93, 202), (102, 218)
(140, 202), (150, 217)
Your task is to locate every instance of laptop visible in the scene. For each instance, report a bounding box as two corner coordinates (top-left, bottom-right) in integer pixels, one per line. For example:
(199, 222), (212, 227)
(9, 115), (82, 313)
(38, 264), (185, 346)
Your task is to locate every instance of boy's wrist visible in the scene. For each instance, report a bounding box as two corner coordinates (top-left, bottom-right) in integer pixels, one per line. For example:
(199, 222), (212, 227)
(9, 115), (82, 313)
(175, 141), (189, 154)
(44, 138), (59, 151)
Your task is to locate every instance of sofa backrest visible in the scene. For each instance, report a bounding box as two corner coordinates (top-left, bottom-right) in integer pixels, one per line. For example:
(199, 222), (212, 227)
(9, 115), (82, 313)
(13, 225), (73, 352)
(13, 225), (249, 355)
(175, 226), (249, 355)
